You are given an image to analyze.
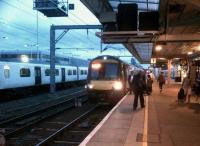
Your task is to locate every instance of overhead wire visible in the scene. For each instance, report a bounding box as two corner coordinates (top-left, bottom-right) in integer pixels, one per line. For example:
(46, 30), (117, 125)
(0, 0), (100, 49)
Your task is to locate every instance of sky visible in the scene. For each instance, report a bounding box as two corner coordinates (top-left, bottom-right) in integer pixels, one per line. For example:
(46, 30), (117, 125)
(0, 0), (139, 64)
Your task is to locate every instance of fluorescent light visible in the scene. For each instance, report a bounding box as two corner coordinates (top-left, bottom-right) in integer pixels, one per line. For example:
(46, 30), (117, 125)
(155, 45), (162, 51)
(187, 52), (193, 55)
(21, 55), (29, 62)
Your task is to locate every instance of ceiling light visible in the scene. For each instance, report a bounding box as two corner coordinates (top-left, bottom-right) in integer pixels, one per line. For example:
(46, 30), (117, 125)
(198, 45), (200, 51)
(21, 55), (29, 63)
(187, 52), (193, 55)
(155, 45), (162, 51)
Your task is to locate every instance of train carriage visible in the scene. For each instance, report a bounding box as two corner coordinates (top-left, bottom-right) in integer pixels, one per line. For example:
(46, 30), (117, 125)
(0, 61), (88, 91)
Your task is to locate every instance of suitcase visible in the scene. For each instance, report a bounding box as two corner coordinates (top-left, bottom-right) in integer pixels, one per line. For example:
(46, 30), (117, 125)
(177, 88), (185, 102)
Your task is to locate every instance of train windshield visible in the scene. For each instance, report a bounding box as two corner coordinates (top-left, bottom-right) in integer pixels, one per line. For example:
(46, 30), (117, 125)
(91, 63), (118, 80)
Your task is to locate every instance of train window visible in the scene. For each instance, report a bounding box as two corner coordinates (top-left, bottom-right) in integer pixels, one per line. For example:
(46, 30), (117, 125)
(45, 69), (50, 76)
(91, 63), (118, 80)
(55, 69), (59, 76)
(45, 69), (59, 76)
(73, 70), (77, 75)
(81, 70), (84, 75)
(4, 69), (10, 78)
(104, 64), (118, 79)
(68, 70), (72, 75)
(84, 70), (87, 75)
(20, 68), (31, 77)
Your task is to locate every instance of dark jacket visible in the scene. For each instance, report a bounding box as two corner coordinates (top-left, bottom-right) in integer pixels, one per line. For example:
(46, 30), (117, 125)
(132, 73), (146, 93)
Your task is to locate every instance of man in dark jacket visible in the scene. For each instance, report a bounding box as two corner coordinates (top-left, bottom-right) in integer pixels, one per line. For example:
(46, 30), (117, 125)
(132, 72), (146, 110)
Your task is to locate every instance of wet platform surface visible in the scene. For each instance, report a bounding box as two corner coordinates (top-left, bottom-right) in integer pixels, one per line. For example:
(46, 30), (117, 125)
(80, 82), (200, 146)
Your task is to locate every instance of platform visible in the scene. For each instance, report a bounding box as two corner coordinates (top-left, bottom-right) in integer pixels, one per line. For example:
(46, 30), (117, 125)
(80, 82), (200, 146)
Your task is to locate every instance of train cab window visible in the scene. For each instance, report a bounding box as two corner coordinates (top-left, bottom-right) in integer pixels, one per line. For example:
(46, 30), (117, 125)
(73, 70), (77, 75)
(84, 70), (87, 75)
(4, 69), (10, 78)
(45, 69), (50, 76)
(91, 63), (118, 80)
(80, 70), (84, 75)
(104, 64), (118, 79)
(68, 70), (72, 75)
(20, 68), (31, 77)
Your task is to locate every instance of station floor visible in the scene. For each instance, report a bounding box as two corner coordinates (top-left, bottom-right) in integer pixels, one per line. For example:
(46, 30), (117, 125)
(80, 82), (200, 146)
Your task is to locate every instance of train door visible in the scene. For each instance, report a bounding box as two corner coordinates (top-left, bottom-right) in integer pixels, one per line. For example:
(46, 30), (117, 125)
(61, 68), (65, 82)
(34, 66), (41, 85)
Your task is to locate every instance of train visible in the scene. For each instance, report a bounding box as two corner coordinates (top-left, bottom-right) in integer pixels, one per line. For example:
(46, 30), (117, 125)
(86, 55), (140, 104)
(0, 61), (88, 98)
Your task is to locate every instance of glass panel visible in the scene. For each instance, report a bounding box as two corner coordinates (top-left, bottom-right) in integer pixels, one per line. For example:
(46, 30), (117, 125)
(68, 70), (72, 75)
(4, 69), (10, 78)
(45, 69), (50, 76)
(20, 68), (31, 77)
(91, 63), (118, 80)
(73, 70), (77, 75)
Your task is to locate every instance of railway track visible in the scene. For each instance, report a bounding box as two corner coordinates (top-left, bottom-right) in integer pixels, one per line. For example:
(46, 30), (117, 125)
(0, 91), (87, 139)
(0, 89), (86, 122)
(5, 103), (111, 146)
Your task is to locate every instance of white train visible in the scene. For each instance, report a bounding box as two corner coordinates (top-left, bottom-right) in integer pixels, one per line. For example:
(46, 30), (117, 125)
(86, 55), (139, 104)
(0, 61), (88, 90)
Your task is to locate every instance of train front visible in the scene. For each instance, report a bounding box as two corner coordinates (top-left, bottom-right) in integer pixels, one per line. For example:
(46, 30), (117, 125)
(86, 56), (127, 104)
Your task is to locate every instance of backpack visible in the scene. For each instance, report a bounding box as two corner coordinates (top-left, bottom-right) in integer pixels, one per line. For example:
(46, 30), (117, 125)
(178, 88), (185, 100)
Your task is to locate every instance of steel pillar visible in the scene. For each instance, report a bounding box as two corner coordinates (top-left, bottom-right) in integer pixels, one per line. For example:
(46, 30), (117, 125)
(167, 59), (172, 87)
(50, 25), (56, 94)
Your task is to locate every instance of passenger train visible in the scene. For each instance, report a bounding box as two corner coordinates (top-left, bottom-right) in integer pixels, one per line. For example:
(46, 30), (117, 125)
(0, 61), (88, 97)
(86, 55), (139, 104)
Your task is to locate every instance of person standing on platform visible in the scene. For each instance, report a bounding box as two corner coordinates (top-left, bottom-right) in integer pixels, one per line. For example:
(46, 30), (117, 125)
(157, 72), (165, 93)
(182, 74), (191, 103)
(132, 71), (146, 110)
(146, 74), (153, 95)
(128, 72), (133, 94)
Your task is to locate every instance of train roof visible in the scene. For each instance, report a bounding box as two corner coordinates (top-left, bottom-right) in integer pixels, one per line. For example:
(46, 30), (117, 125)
(91, 55), (130, 65)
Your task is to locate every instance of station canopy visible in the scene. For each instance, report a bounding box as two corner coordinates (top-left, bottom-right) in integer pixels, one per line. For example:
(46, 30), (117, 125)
(81, 0), (200, 64)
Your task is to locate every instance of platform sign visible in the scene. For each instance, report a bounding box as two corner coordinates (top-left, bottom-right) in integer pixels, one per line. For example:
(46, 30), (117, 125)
(151, 58), (156, 64)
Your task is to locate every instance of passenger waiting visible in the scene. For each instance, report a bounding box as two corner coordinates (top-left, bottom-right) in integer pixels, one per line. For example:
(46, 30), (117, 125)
(157, 72), (165, 93)
(182, 74), (191, 103)
(132, 71), (146, 110)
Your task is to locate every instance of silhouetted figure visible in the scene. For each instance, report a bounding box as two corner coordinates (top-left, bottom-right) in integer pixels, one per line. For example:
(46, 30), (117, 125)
(157, 72), (165, 93)
(182, 74), (191, 102)
(132, 72), (146, 110)
(128, 72), (133, 94)
(146, 74), (153, 95)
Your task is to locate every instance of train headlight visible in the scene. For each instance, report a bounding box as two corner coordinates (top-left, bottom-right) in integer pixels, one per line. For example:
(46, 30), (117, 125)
(88, 83), (94, 89)
(113, 81), (123, 90)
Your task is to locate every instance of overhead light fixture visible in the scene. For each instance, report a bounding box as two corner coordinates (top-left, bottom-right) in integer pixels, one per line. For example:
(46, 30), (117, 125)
(21, 55), (29, 63)
(187, 51), (193, 55)
(198, 45), (200, 51)
(155, 45), (162, 51)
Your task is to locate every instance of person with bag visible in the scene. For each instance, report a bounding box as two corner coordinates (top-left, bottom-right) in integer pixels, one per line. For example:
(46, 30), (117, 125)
(177, 87), (185, 103)
(146, 74), (153, 95)
(182, 74), (191, 103)
(157, 72), (165, 93)
(132, 71), (146, 110)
